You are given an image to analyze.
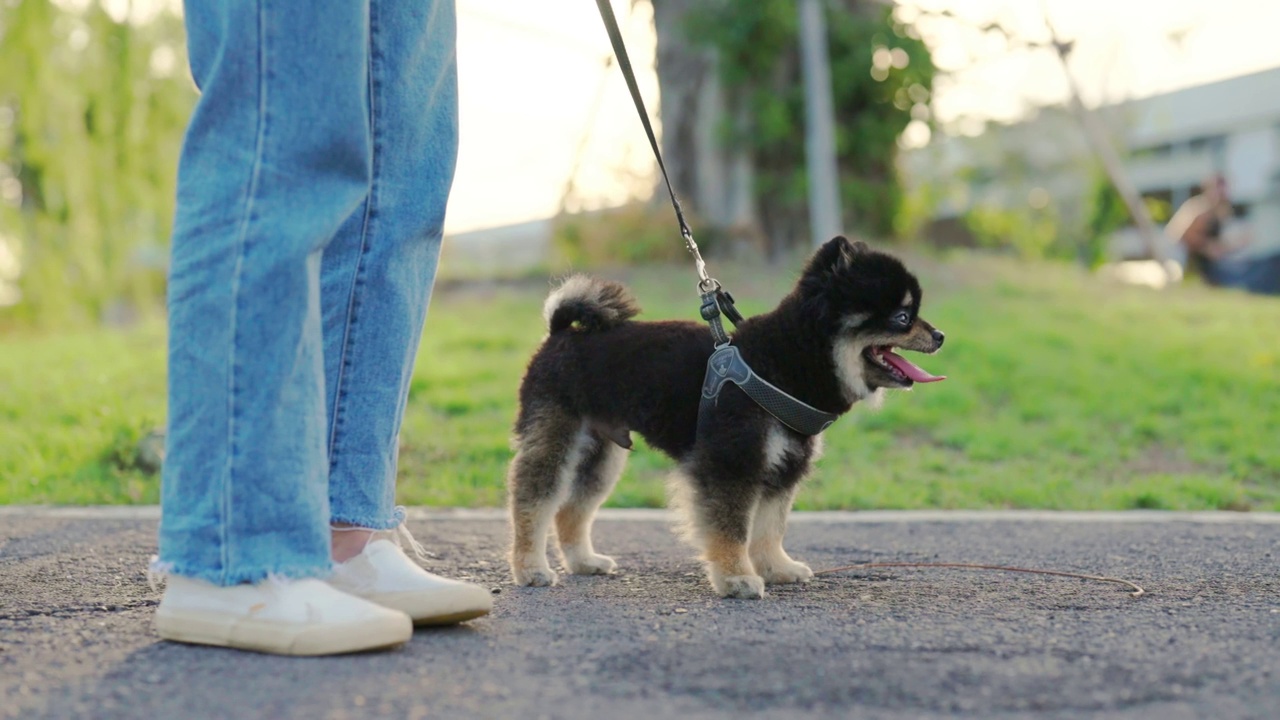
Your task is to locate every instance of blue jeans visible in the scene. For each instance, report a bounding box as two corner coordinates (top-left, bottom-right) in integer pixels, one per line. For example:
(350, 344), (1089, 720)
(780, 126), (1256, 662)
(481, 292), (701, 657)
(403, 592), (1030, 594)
(159, 0), (458, 585)
(1211, 250), (1280, 295)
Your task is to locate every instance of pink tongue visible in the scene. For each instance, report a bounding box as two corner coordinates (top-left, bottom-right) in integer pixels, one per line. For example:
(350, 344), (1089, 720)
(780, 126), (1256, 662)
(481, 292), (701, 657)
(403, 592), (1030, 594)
(882, 350), (946, 383)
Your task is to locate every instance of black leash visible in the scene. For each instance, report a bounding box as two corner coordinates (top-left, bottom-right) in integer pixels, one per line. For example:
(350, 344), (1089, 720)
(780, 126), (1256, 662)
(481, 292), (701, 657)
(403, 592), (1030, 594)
(593, 0), (712, 291)
(593, 0), (742, 339)
(594, 0), (838, 436)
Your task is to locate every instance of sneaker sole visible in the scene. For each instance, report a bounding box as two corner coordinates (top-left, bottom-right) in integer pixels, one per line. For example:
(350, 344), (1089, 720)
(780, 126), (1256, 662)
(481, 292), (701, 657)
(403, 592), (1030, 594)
(155, 608), (412, 656)
(363, 589), (493, 626)
(413, 607), (491, 626)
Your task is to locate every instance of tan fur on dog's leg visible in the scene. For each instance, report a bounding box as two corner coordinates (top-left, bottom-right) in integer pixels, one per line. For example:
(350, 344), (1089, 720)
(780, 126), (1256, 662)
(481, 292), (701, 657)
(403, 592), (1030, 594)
(556, 440), (626, 575)
(670, 466), (765, 598)
(556, 505), (616, 575)
(507, 412), (590, 587)
(510, 501), (559, 586)
(749, 490), (813, 585)
(705, 533), (765, 599)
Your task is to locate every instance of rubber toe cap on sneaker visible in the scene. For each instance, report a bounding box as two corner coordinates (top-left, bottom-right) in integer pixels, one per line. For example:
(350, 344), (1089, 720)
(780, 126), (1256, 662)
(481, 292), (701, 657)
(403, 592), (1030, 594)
(329, 539), (494, 625)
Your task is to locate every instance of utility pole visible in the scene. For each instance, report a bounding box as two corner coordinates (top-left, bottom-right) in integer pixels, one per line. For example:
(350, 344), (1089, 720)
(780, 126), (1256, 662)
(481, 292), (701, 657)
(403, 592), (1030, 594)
(797, 0), (843, 247)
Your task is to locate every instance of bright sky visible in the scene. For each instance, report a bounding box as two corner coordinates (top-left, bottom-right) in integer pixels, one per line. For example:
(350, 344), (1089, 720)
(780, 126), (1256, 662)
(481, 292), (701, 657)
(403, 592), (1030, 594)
(83, 0), (1280, 234)
(449, 0), (1280, 234)
(450, 0), (658, 234)
(906, 0), (1280, 131)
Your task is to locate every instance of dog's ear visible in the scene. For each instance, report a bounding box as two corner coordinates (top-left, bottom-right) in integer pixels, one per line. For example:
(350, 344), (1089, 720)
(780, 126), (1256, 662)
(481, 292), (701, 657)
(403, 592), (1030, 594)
(806, 236), (869, 279)
(834, 236), (869, 270)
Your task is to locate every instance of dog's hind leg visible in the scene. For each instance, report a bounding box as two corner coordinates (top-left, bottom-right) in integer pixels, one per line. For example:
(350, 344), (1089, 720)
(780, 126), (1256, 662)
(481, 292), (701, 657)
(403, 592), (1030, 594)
(750, 487), (813, 585)
(555, 435), (627, 576)
(508, 407), (590, 587)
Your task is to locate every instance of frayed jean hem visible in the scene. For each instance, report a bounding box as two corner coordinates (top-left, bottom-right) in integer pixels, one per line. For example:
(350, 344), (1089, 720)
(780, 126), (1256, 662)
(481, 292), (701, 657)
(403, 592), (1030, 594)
(150, 558), (334, 588)
(329, 505), (407, 531)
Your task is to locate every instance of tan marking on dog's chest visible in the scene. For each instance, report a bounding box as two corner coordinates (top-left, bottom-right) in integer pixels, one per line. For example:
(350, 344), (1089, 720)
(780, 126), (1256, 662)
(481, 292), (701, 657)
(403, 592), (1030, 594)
(832, 337), (871, 403)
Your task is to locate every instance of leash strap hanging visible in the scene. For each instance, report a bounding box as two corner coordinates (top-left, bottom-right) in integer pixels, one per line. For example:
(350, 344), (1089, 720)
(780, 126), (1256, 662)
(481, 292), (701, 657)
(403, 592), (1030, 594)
(595, 0), (837, 438)
(594, 0), (715, 292)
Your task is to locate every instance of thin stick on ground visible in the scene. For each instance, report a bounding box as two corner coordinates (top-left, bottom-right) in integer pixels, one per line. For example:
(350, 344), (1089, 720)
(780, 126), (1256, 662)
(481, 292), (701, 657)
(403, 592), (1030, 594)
(814, 562), (1146, 597)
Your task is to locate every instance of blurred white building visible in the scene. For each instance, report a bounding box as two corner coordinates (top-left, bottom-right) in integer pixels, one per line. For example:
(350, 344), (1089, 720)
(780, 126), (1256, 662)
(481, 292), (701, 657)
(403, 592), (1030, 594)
(1125, 68), (1280, 209)
(905, 66), (1280, 260)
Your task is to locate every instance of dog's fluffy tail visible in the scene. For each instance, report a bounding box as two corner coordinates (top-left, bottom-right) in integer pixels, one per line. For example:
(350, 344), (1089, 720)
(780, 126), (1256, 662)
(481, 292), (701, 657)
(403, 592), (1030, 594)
(544, 275), (640, 334)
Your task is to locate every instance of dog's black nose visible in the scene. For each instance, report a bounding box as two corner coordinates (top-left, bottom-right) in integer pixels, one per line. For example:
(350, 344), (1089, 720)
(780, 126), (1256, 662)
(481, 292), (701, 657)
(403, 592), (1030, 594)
(932, 329), (945, 347)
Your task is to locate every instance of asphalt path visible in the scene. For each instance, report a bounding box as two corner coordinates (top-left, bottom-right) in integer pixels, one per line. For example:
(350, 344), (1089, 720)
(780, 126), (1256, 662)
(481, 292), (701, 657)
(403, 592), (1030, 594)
(1, 508), (1277, 720)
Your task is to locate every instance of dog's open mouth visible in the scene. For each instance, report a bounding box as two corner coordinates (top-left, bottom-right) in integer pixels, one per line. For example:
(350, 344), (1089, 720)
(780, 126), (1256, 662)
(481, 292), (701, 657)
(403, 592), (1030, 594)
(864, 346), (946, 385)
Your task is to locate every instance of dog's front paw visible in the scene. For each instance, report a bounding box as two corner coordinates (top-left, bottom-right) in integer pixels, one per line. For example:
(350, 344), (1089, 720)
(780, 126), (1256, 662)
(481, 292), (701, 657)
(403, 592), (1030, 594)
(715, 574), (766, 599)
(566, 552), (617, 576)
(761, 560), (814, 585)
(512, 564), (559, 587)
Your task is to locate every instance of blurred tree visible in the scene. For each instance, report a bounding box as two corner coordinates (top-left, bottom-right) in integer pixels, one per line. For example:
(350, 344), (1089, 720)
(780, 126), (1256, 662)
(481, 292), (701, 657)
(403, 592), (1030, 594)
(1083, 168), (1172, 269)
(650, 0), (934, 258)
(0, 0), (194, 328)
(649, 0), (759, 253)
(1083, 169), (1131, 268)
(963, 203), (1061, 260)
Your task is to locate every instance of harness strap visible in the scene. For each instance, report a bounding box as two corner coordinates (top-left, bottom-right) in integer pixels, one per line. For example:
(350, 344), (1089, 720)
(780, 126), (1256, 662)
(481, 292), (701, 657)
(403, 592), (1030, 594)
(699, 288), (741, 347)
(700, 346), (839, 436)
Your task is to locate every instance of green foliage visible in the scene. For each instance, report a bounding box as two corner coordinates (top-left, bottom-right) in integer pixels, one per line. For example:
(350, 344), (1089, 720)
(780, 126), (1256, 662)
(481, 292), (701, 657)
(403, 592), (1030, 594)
(1082, 171), (1174, 268)
(1081, 170), (1129, 267)
(686, 0), (935, 245)
(5, 254), (1279, 511)
(0, 1), (194, 328)
(962, 204), (1062, 259)
(551, 203), (711, 268)
(893, 167), (939, 242)
(1, 323), (166, 503)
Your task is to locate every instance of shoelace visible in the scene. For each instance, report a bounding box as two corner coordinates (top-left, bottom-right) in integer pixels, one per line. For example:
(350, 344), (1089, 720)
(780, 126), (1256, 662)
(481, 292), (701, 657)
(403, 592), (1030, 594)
(330, 521), (434, 562)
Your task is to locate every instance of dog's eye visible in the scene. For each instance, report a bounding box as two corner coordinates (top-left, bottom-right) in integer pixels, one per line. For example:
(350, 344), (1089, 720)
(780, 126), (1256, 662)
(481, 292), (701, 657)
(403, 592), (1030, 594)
(892, 310), (911, 329)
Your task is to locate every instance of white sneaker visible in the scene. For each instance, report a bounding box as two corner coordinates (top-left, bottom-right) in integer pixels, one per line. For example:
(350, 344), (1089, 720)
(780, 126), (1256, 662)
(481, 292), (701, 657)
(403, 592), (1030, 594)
(328, 539), (493, 626)
(154, 575), (412, 656)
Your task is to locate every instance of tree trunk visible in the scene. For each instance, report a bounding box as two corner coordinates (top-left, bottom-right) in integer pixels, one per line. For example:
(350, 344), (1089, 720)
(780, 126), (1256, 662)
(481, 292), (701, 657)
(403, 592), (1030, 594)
(1043, 16), (1172, 281)
(649, 0), (761, 252)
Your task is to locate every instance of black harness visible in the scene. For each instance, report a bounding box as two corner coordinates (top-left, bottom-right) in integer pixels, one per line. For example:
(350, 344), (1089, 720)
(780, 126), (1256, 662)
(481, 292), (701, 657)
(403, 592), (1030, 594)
(595, 0), (840, 437)
(696, 288), (839, 436)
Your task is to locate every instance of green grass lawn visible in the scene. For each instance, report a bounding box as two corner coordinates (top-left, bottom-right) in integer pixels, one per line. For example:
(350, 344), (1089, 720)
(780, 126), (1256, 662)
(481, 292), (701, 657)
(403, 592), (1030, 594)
(3, 252), (1279, 510)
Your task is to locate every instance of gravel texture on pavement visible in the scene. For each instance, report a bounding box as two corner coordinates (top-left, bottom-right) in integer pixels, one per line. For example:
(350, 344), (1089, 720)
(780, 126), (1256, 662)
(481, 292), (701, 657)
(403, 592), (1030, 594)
(1, 509), (1277, 720)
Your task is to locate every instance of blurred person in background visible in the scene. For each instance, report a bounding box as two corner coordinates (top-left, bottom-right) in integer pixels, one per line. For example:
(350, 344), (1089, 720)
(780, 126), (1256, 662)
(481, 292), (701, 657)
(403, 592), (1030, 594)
(1167, 174), (1280, 295)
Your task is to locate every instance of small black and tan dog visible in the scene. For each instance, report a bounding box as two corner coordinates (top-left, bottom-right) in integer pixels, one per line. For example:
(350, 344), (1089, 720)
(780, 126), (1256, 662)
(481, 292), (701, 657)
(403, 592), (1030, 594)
(507, 236), (945, 598)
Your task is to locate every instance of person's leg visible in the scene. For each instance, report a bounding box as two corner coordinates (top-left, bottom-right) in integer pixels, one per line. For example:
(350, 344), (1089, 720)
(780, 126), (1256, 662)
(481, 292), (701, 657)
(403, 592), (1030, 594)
(157, 0), (411, 653)
(317, 0), (491, 623)
(321, 0), (457, 535)
(1240, 250), (1280, 295)
(1207, 256), (1249, 289)
(161, 0), (372, 585)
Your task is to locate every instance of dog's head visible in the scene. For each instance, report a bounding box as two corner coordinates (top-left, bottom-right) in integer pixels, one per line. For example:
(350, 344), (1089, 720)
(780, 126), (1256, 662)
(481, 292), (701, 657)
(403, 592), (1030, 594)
(799, 236), (945, 402)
